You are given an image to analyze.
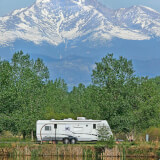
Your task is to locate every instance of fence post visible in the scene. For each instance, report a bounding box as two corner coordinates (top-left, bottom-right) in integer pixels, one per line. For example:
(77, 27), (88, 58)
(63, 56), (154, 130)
(146, 134), (149, 142)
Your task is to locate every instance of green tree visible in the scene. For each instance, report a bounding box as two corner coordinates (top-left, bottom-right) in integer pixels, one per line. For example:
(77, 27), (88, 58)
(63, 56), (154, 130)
(69, 83), (86, 116)
(91, 54), (139, 133)
(43, 78), (71, 120)
(0, 60), (15, 114)
(135, 78), (160, 130)
(10, 51), (49, 139)
(92, 54), (134, 88)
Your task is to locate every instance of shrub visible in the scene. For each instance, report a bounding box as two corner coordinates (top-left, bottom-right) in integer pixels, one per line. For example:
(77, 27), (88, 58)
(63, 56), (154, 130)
(144, 127), (160, 141)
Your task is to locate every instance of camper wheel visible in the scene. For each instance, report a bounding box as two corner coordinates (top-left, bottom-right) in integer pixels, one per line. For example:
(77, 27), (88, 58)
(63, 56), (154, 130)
(70, 138), (76, 144)
(63, 138), (70, 144)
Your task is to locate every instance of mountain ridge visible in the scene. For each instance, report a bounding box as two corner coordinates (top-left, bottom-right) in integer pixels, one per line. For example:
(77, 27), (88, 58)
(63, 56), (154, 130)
(0, 0), (160, 47)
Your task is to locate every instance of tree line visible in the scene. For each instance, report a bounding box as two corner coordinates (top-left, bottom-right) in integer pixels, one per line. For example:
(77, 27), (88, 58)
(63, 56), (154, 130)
(0, 51), (160, 139)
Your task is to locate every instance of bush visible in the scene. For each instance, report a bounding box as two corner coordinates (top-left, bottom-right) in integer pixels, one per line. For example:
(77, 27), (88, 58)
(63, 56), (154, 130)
(0, 131), (14, 138)
(97, 136), (115, 149)
(144, 127), (160, 141)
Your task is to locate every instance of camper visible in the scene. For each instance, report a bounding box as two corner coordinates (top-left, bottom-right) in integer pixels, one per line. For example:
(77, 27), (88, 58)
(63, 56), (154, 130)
(36, 117), (112, 144)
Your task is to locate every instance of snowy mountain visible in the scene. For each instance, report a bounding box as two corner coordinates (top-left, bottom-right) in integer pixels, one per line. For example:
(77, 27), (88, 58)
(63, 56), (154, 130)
(0, 0), (160, 47)
(112, 6), (160, 37)
(0, 0), (160, 88)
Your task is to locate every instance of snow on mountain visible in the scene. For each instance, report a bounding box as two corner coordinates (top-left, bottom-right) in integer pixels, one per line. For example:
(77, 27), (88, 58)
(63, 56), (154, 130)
(0, 0), (160, 47)
(112, 5), (160, 37)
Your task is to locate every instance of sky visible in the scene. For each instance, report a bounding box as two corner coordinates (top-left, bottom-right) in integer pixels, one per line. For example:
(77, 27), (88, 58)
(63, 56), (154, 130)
(0, 0), (160, 17)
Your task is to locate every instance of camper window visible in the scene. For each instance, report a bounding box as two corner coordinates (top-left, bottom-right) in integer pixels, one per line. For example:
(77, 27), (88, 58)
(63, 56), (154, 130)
(93, 124), (96, 129)
(45, 126), (51, 131)
(54, 124), (57, 129)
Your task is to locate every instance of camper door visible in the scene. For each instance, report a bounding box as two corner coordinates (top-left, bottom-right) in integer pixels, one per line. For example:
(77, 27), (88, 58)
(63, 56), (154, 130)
(42, 125), (52, 140)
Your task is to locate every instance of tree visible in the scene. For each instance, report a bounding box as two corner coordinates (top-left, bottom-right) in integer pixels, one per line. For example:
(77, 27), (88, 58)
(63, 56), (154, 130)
(0, 60), (16, 114)
(92, 53), (134, 88)
(43, 78), (71, 120)
(135, 78), (160, 130)
(69, 83), (86, 116)
(97, 125), (112, 141)
(10, 51), (49, 139)
(91, 54), (139, 133)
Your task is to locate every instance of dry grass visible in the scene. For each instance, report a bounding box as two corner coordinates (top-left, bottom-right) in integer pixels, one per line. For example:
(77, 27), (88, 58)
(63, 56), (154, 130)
(0, 141), (160, 159)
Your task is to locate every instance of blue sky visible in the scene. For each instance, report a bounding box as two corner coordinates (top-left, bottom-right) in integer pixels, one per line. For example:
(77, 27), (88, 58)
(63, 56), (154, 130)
(0, 0), (160, 16)
(99, 0), (160, 11)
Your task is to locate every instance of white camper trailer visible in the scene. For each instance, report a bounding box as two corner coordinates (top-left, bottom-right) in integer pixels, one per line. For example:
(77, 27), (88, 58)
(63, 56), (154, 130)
(36, 117), (112, 144)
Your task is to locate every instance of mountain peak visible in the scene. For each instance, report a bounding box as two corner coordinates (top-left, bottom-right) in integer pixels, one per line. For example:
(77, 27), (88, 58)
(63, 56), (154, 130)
(35, 0), (100, 6)
(128, 5), (160, 14)
(36, 0), (51, 4)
